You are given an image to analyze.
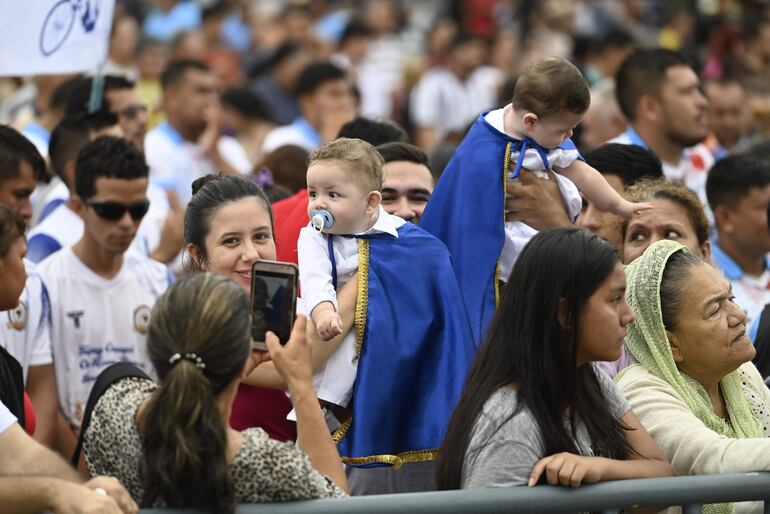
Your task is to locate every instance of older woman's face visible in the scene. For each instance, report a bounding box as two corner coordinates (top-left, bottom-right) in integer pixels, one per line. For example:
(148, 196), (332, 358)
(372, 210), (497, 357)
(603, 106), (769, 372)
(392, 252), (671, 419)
(197, 198), (276, 296)
(623, 198), (706, 264)
(668, 264), (755, 382)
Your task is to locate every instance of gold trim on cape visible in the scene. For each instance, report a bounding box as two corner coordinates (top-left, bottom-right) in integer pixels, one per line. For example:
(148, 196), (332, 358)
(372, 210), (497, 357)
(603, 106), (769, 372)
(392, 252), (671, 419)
(496, 142), (513, 307)
(354, 238), (369, 357)
(331, 237), (439, 468)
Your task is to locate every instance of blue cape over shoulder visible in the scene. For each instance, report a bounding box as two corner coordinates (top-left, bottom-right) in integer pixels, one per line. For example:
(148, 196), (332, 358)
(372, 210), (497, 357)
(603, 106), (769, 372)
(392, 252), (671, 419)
(334, 223), (476, 468)
(419, 112), (579, 345)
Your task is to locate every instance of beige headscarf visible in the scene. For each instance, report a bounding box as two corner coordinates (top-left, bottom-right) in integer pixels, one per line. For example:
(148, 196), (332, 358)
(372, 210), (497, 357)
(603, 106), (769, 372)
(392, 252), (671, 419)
(622, 240), (763, 514)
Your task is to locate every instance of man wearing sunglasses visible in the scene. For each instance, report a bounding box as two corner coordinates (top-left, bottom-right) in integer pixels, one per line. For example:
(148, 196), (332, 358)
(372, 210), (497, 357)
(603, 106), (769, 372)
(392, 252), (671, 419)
(37, 137), (172, 429)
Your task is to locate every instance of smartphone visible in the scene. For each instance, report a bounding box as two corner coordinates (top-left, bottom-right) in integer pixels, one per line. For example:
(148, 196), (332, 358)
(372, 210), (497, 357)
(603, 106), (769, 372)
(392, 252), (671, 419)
(250, 260), (298, 352)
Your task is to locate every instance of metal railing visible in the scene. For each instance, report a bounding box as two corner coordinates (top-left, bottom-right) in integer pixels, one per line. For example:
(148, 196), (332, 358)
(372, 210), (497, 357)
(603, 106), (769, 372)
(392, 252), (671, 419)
(141, 472), (770, 513)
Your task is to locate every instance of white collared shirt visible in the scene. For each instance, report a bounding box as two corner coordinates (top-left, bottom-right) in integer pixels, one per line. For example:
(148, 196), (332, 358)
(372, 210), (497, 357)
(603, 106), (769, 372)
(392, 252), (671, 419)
(609, 130), (714, 206)
(144, 122), (251, 203)
(297, 205), (405, 316)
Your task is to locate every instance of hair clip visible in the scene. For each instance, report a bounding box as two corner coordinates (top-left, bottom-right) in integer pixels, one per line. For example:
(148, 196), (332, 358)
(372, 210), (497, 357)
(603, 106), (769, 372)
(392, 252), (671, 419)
(168, 352), (207, 370)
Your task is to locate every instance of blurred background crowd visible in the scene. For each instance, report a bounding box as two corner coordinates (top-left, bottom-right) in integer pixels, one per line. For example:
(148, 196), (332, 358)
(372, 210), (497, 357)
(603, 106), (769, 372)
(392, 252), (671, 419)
(4, 0), (770, 185)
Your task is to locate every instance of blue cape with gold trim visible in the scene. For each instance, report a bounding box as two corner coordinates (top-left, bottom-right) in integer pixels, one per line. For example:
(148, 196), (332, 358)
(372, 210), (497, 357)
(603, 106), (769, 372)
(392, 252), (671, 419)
(420, 112), (579, 345)
(335, 223), (476, 468)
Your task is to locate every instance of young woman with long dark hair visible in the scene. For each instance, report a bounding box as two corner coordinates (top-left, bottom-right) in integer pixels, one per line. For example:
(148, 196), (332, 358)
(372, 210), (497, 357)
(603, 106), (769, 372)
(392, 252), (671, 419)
(436, 228), (671, 490)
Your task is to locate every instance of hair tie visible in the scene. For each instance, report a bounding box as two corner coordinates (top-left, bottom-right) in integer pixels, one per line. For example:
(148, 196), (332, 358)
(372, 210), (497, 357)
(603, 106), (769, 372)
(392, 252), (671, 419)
(168, 352), (206, 370)
(250, 167), (275, 189)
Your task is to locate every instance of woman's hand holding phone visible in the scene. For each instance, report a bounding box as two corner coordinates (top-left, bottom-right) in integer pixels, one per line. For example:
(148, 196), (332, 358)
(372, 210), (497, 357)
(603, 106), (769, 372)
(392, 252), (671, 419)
(265, 315), (314, 392)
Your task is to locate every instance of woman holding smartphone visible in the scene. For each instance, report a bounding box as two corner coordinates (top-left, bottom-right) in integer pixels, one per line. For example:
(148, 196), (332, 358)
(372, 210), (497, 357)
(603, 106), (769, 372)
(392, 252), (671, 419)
(182, 174), (358, 439)
(83, 272), (349, 512)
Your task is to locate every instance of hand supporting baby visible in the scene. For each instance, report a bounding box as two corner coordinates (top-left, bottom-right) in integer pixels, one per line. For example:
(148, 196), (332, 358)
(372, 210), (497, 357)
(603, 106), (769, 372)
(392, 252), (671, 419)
(311, 301), (344, 341)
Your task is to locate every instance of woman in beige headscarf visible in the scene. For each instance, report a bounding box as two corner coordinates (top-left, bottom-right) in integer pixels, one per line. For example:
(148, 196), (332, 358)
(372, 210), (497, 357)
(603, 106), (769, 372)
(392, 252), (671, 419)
(617, 239), (770, 514)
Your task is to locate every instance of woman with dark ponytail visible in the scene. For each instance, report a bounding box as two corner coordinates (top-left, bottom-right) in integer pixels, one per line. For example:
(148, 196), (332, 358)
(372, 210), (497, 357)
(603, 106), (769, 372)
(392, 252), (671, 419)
(436, 228), (671, 490)
(82, 273), (348, 511)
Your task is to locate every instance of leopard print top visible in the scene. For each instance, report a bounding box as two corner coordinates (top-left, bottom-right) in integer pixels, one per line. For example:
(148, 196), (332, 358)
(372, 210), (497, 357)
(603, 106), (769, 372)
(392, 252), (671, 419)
(83, 377), (347, 506)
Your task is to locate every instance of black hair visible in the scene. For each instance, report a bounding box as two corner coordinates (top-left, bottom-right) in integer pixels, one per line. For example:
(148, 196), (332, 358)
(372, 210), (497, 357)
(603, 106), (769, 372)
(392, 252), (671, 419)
(141, 272), (250, 513)
(448, 31), (480, 50)
(706, 155), (770, 213)
(584, 143), (664, 187)
(185, 175), (274, 269)
(161, 59), (210, 90)
(50, 76), (85, 112)
(221, 88), (273, 122)
(376, 142), (428, 166)
(588, 28), (635, 56)
(202, 1), (229, 21)
(294, 62), (346, 98)
(49, 118), (91, 182)
(436, 228), (632, 490)
(0, 125), (47, 184)
(247, 41), (303, 78)
(65, 75), (135, 115)
(340, 19), (371, 45)
(615, 48), (691, 122)
(74, 136), (149, 199)
(741, 16), (770, 43)
(336, 116), (408, 146)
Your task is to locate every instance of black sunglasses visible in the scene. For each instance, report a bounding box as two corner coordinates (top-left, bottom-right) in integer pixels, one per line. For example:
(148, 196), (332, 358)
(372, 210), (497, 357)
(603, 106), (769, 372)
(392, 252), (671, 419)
(86, 200), (150, 221)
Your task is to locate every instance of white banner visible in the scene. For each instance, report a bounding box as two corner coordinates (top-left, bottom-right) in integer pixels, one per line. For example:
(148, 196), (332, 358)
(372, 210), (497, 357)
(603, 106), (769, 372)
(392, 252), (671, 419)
(0, 0), (115, 76)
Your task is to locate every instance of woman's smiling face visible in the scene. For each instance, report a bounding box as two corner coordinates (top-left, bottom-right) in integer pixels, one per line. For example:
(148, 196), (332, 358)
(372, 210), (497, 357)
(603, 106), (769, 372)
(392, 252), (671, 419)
(199, 198), (276, 296)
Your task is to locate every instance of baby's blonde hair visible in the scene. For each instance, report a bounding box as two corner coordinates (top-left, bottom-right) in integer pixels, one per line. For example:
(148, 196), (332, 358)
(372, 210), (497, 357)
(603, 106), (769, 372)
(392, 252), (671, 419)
(308, 137), (384, 193)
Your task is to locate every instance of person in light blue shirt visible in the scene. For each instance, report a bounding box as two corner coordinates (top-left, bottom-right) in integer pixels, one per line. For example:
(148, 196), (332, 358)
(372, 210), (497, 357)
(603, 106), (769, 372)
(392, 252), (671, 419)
(142, 0), (201, 42)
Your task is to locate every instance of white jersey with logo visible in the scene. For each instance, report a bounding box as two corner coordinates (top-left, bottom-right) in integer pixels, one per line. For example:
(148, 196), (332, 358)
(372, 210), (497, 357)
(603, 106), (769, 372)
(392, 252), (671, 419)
(0, 260), (53, 382)
(38, 247), (172, 427)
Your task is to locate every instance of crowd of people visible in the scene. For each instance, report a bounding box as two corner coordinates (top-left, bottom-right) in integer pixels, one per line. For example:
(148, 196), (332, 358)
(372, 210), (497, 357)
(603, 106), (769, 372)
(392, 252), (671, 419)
(6, 0), (770, 513)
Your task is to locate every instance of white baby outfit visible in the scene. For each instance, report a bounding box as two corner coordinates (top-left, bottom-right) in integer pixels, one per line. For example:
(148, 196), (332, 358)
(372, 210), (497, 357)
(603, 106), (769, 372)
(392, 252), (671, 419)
(297, 205), (405, 407)
(486, 105), (583, 282)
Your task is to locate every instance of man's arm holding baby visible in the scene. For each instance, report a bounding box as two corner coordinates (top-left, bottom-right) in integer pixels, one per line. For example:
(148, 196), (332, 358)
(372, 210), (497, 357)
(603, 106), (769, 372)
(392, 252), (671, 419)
(558, 160), (652, 219)
(505, 168), (573, 228)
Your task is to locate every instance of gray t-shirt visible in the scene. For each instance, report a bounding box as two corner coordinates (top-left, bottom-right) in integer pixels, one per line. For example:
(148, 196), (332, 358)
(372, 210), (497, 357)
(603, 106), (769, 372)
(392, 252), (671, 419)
(461, 367), (631, 488)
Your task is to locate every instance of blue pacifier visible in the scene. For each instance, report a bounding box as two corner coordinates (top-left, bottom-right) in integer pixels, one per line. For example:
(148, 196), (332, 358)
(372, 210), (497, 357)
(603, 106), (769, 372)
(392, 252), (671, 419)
(311, 209), (334, 232)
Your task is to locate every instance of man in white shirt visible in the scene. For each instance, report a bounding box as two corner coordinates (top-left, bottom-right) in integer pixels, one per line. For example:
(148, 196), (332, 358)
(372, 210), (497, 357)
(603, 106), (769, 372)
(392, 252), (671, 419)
(38, 137), (172, 428)
(261, 61), (356, 156)
(0, 400), (137, 513)
(144, 59), (251, 203)
(410, 33), (493, 152)
(29, 118), (182, 266)
(706, 155), (770, 325)
(0, 126), (60, 448)
(611, 48), (713, 203)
